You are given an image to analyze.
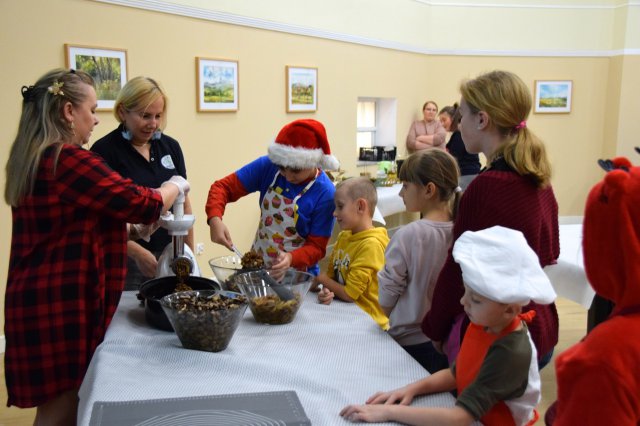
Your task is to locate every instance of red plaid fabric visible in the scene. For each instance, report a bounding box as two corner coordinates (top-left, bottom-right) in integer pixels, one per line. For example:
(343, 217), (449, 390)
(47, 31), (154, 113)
(4, 144), (163, 407)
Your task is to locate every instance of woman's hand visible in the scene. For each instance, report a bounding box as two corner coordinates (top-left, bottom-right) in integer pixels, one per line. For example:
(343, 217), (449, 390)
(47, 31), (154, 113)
(133, 248), (158, 278)
(128, 222), (161, 242)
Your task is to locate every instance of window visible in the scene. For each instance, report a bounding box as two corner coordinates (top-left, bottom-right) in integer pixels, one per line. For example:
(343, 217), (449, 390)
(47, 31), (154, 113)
(356, 97), (397, 160)
(357, 99), (377, 153)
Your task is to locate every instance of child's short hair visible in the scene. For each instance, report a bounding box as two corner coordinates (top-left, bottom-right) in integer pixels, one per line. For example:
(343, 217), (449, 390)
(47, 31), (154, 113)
(398, 149), (462, 219)
(336, 177), (378, 218)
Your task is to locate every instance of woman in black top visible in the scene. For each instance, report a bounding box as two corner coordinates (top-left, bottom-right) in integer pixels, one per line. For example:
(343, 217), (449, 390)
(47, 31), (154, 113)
(440, 104), (481, 190)
(91, 76), (192, 290)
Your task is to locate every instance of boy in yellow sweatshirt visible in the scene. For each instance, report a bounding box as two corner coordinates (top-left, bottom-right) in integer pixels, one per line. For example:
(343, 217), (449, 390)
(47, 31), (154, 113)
(314, 177), (390, 329)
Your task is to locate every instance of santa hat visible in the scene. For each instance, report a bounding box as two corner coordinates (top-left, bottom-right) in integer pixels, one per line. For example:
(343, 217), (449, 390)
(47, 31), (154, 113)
(583, 157), (640, 310)
(453, 226), (556, 306)
(268, 119), (340, 171)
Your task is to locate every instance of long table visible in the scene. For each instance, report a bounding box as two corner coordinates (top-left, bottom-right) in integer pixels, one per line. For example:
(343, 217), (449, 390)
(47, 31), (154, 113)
(544, 223), (594, 309)
(78, 291), (470, 425)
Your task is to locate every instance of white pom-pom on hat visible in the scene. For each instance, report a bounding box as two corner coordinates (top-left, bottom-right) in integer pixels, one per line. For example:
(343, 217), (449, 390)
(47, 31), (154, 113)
(268, 119), (340, 171)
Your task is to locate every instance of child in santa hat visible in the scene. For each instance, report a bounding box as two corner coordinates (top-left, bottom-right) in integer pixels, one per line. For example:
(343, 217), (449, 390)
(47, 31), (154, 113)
(546, 156), (640, 425)
(341, 226), (556, 426)
(206, 119), (339, 275)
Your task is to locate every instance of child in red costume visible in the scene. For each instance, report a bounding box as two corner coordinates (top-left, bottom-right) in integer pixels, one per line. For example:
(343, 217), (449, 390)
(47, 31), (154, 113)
(547, 156), (640, 425)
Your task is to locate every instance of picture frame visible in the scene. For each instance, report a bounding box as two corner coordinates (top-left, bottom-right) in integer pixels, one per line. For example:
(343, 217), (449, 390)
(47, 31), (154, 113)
(196, 57), (239, 112)
(286, 66), (317, 113)
(65, 44), (128, 111)
(534, 80), (573, 114)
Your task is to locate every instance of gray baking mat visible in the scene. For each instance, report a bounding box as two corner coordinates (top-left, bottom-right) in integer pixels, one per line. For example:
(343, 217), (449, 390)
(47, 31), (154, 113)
(89, 390), (311, 425)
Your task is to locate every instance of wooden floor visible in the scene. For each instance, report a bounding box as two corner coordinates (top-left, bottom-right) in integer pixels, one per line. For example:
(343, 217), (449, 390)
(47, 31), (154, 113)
(0, 297), (587, 426)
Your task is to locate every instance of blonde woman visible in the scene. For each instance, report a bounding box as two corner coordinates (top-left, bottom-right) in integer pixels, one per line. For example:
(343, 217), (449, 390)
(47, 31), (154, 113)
(91, 76), (193, 290)
(4, 68), (187, 424)
(422, 70), (560, 369)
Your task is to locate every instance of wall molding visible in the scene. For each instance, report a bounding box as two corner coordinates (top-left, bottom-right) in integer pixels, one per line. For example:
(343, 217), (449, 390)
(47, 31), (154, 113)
(93, 0), (640, 57)
(412, 0), (640, 9)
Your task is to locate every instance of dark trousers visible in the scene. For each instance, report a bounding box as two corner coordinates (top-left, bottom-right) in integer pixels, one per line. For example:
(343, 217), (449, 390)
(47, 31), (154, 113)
(403, 341), (449, 374)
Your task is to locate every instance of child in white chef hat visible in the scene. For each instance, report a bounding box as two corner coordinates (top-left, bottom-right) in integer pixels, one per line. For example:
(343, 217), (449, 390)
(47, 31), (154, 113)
(340, 226), (556, 426)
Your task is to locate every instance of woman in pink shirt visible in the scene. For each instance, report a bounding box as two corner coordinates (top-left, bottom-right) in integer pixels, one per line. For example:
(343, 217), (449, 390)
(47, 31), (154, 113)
(406, 100), (447, 153)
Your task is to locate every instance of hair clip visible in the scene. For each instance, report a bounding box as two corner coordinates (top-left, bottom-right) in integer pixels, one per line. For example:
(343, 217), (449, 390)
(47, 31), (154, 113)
(514, 120), (527, 130)
(48, 81), (64, 96)
(21, 85), (36, 102)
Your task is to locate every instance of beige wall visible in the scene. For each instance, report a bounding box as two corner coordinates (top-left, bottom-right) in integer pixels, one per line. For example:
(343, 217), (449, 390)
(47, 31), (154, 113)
(0, 0), (637, 334)
(143, 0), (638, 52)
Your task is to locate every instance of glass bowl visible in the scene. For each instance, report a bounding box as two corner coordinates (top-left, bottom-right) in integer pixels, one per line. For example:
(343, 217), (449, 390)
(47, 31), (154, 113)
(208, 255), (244, 292)
(234, 269), (314, 325)
(138, 276), (220, 331)
(160, 290), (248, 352)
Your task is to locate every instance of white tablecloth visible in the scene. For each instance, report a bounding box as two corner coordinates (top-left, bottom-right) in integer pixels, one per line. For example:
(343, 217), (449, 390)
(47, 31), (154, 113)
(376, 184), (404, 217)
(78, 292), (468, 425)
(545, 224), (595, 309)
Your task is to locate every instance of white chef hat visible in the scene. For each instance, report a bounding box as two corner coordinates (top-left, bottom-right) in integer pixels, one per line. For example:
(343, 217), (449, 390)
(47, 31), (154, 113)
(453, 226), (556, 305)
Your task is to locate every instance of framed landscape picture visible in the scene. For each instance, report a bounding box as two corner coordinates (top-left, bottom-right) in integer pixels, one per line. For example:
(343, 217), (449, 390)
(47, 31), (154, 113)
(65, 44), (128, 111)
(286, 66), (317, 113)
(196, 57), (239, 112)
(534, 80), (572, 114)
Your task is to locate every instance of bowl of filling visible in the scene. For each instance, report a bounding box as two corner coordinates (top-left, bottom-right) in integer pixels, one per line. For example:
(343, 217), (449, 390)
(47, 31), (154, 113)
(234, 269), (314, 325)
(138, 276), (220, 331)
(161, 290), (248, 352)
(208, 250), (265, 292)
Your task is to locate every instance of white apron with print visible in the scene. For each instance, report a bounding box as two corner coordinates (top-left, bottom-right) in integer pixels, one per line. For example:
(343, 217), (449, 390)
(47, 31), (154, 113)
(252, 171), (317, 268)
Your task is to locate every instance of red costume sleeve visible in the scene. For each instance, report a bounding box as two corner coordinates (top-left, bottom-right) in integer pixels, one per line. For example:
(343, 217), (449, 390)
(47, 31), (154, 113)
(289, 234), (330, 269)
(205, 173), (249, 222)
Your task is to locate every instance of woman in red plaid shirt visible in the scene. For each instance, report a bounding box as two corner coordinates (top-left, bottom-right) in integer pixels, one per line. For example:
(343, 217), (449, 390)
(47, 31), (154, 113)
(4, 69), (189, 425)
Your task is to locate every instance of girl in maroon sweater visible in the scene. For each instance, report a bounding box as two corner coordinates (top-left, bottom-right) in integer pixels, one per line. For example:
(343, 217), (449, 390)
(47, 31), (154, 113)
(422, 70), (559, 368)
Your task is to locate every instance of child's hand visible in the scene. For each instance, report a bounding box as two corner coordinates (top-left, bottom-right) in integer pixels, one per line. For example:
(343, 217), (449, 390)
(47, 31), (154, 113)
(317, 287), (334, 305)
(310, 273), (329, 292)
(270, 251), (292, 271)
(309, 277), (321, 292)
(340, 404), (391, 423)
(366, 386), (416, 406)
